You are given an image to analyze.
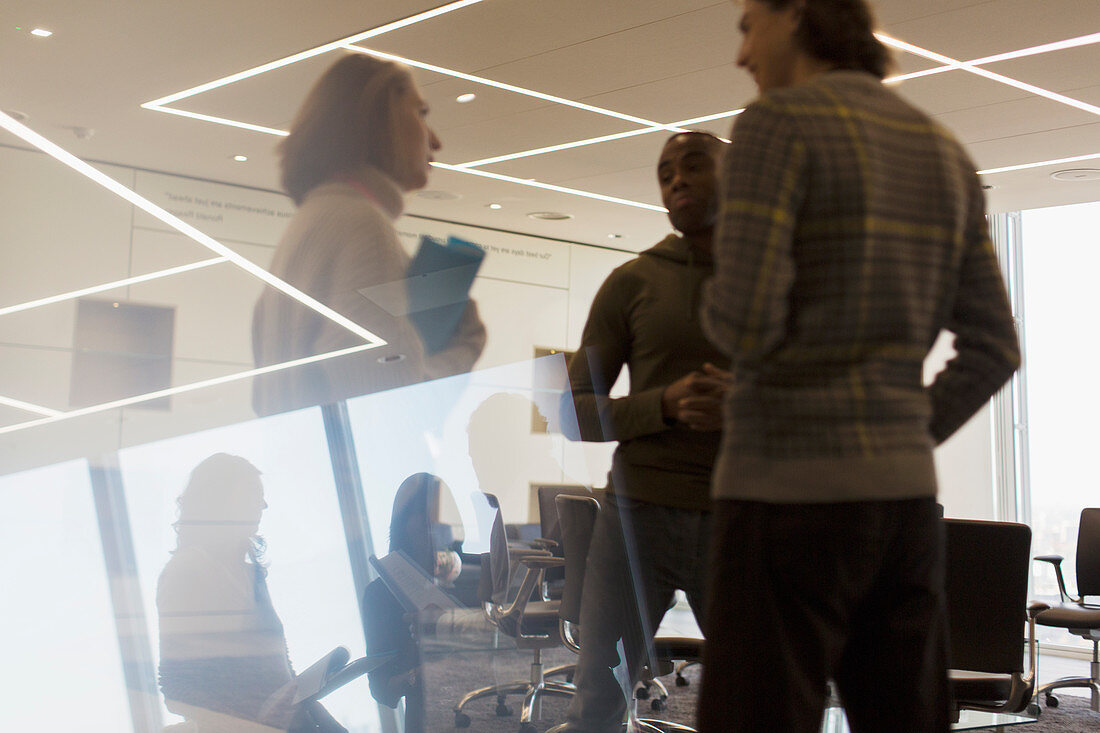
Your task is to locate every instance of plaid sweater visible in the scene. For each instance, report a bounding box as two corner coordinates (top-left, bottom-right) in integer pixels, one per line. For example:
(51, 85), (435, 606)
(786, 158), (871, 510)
(702, 71), (1020, 503)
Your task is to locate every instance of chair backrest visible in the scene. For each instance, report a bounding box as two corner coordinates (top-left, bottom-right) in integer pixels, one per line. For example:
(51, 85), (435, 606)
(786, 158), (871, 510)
(479, 493), (511, 606)
(536, 484), (593, 550)
(555, 494), (600, 624)
(1075, 507), (1100, 598)
(944, 518), (1032, 674)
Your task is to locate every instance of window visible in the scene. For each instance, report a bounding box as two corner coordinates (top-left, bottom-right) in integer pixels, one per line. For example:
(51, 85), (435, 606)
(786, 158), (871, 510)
(1019, 201), (1100, 651)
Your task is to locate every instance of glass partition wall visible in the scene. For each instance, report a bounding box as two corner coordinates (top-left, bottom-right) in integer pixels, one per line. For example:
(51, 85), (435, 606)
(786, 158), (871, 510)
(4, 121), (1097, 728)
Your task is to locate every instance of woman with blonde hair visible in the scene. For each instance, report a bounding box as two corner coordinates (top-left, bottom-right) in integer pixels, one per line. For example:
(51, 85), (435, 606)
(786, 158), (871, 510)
(252, 53), (485, 416)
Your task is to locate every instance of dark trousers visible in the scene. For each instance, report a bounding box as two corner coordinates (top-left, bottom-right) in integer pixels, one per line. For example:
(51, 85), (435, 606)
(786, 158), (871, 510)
(698, 498), (950, 733)
(562, 495), (711, 732)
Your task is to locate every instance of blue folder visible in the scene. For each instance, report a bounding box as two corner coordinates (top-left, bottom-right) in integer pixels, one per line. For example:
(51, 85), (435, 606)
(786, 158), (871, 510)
(406, 235), (485, 354)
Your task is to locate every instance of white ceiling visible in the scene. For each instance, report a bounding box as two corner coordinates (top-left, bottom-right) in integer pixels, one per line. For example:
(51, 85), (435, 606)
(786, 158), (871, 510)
(3, 0), (1100, 251)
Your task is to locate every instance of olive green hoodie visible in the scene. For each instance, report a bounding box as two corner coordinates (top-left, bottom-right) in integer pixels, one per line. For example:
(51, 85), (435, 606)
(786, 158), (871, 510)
(562, 234), (725, 510)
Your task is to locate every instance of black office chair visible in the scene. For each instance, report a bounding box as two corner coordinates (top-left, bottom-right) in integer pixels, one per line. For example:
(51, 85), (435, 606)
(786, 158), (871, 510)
(943, 518), (1040, 717)
(549, 494), (695, 733)
(453, 494), (574, 733)
(1032, 507), (1100, 712)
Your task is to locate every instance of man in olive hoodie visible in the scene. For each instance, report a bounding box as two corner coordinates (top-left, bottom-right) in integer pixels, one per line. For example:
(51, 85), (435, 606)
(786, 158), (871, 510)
(558, 131), (728, 732)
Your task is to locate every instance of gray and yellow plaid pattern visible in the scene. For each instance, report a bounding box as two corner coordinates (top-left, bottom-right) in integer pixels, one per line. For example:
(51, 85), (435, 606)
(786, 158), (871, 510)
(703, 71), (1019, 462)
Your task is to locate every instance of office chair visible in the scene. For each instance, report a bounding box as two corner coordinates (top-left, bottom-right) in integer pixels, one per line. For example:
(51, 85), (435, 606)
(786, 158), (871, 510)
(1032, 507), (1100, 711)
(533, 484), (598, 685)
(549, 494), (695, 733)
(943, 518), (1040, 717)
(453, 493), (574, 733)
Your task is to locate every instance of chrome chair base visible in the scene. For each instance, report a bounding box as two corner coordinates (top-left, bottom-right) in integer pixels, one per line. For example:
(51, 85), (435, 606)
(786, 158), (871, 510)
(454, 677), (575, 728)
(1039, 673), (1100, 712)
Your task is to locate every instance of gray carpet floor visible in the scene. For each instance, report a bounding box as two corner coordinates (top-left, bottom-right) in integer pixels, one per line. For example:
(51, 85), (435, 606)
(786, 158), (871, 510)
(420, 646), (1100, 732)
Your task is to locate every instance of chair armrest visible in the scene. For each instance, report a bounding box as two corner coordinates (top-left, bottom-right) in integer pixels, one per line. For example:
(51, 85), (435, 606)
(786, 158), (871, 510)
(316, 653), (398, 700)
(517, 555), (566, 570)
(1033, 555), (1072, 603)
(1027, 601), (1050, 617)
(510, 547), (553, 561)
(494, 556), (567, 619)
(527, 537), (558, 551)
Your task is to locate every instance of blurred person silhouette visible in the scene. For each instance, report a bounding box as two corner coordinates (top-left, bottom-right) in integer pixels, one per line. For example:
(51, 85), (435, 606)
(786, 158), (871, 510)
(698, 1), (1020, 731)
(361, 472), (485, 733)
(252, 53), (485, 417)
(157, 453), (344, 732)
(466, 391), (567, 503)
(556, 132), (730, 733)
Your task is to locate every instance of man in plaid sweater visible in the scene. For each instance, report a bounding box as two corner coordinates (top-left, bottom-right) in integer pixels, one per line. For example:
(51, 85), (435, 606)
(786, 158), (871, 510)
(697, 1), (1020, 731)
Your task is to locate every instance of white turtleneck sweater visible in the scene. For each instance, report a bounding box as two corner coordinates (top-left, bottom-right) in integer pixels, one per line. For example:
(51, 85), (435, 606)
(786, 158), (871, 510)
(251, 165), (486, 416)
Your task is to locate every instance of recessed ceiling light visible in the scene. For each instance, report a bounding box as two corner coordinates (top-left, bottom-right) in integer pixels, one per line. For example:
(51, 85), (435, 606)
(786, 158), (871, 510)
(456, 93), (477, 103)
(415, 189), (461, 200)
(232, 154), (248, 162)
(527, 211), (573, 221)
(487, 203), (502, 210)
(30, 28), (52, 37)
(1051, 168), (1100, 181)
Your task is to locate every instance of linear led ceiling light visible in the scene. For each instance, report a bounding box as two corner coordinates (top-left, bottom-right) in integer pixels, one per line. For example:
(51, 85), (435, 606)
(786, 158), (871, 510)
(0, 343), (377, 437)
(977, 152), (1100, 176)
(142, 0), (484, 114)
(959, 31), (1100, 69)
(0, 109), (383, 345)
(0, 258), (227, 318)
(430, 161), (667, 212)
(884, 31), (1100, 85)
(0, 108), (393, 434)
(454, 109), (743, 169)
(0, 395), (62, 417)
(344, 45), (689, 133)
(875, 33), (1100, 118)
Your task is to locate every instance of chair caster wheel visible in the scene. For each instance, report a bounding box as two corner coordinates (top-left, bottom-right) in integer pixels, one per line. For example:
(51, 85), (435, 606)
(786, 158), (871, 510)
(675, 674), (689, 687)
(1026, 702), (1041, 717)
(454, 712), (471, 728)
(1045, 693), (1059, 708)
(495, 703), (513, 717)
(519, 724), (537, 733)
(635, 685), (651, 700)
(651, 698), (667, 712)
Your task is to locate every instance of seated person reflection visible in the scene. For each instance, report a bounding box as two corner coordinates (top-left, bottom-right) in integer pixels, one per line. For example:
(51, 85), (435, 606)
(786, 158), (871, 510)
(157, 453), (343, 732)
(362, 473), (486, 733)
(252, 53), (485, 417)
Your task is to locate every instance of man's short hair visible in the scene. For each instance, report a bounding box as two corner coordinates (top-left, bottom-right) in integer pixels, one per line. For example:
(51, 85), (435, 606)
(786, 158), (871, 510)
(662, 130), (726, 149)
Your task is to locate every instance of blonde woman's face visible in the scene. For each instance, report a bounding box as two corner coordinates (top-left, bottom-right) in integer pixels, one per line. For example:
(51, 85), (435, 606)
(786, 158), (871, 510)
(388, 82), (441, 192)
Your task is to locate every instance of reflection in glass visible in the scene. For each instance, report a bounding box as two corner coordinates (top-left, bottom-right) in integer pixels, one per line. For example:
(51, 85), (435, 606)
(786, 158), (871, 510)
(157, 453), (341, 732)
(362, 472), (472, 732)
